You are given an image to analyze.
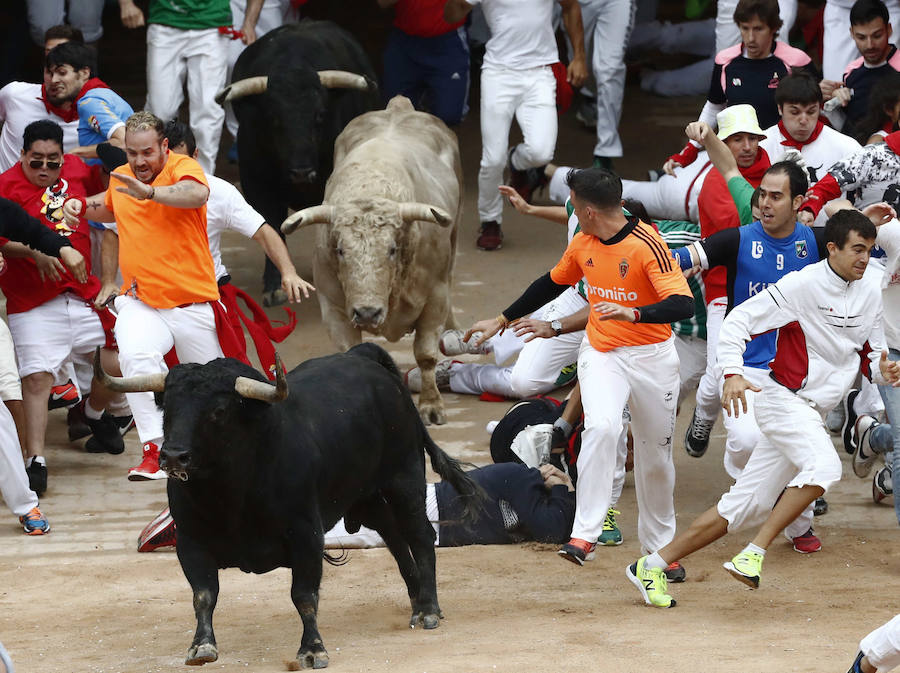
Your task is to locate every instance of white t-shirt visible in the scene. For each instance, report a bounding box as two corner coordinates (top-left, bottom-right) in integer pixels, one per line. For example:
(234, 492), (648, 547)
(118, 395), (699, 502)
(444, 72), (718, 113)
(467, 0), (559, 69)
(0, 82), (79, 173)
(877, 218), (900, 348)
(206, 173), (265, 280)
(760, 122), (862, 226)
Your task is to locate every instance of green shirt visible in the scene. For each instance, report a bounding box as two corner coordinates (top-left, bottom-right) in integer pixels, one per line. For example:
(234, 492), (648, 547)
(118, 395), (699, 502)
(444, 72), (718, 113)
(149, 0), (231, 30)
(655, 219), (706, 340)
(727, 175), (756, 226)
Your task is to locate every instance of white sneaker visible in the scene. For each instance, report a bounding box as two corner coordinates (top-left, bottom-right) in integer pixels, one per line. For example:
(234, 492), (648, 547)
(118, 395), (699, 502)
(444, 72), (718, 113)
(439, 329), (493, 356)
(510, 423), (554, 468)
(852, 415), (881, 478)
(404, 359), (459, 393)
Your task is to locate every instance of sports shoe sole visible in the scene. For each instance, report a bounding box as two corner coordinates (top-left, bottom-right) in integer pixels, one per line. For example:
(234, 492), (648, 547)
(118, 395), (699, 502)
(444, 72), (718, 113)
(626, 563), (676, 608)
(598, 536), (623, 546)
(558, 545), (595, 566)
(792, 539), (822, 553)
(842, 390), (859, 454)
(127, 470), (167, 481)
(723, 561), (759, 588)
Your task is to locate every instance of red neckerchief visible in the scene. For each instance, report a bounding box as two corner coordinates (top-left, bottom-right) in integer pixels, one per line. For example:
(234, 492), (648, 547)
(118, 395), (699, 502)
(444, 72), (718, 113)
(741, 148), (771, 183)
(778, 119), (824, 150)
(885, 130), (900, 156)
(39, 77), (110, 123)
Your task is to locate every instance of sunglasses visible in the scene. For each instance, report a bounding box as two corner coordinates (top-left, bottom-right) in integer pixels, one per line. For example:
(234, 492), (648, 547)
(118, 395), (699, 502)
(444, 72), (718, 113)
(28, 158), (61, 170)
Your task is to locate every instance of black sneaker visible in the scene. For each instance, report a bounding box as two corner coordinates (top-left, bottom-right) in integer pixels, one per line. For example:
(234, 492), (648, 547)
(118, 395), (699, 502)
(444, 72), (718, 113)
(813, 496), (828, 516)
(684, 409), (714, 457)
(26, 456), (47, 496)
(67, 400), (91, 441)
(841, 388), (860, 454)
(84, 414), (125, 454)
(111, 413), (136, 436)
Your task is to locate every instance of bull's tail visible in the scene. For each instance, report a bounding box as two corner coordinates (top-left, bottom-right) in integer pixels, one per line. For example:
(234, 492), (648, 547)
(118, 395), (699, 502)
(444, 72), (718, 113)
(421, 423), (486, 524)
(346, 342), (403, 379)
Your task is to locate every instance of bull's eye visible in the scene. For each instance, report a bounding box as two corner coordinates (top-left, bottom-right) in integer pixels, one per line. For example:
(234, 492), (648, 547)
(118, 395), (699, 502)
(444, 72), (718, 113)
(336, 246), (344, 257)
(388, 245), (397, 257)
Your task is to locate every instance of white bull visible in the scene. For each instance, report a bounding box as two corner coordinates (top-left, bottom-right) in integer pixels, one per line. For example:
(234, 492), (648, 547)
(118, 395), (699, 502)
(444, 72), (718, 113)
(282, 96), (461, 425)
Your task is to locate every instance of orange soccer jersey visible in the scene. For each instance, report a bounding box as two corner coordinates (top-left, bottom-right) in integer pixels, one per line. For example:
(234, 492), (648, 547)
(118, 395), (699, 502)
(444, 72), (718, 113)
(106, 152), (219, 309)
(550, 218), (691, 352)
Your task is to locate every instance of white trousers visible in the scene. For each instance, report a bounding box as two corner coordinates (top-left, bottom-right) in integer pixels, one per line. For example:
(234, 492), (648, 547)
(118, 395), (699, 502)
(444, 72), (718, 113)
(0, 401), (38, 517)
(0, 320), (21, 401)
(621, 158), (711, 224)
(449, 288), (586, 398)
(146, 24), (229, 173)
(478, 65), (557, 223)
(575, 0), (636, 157)
(674, 333), (707, 406)
(695, 298), (727, 422)
(823, 0), (900, 82)
(717, 382), (842, 532)
(113, 296), (223, 444)
(323, 483), (441, 548)
(862, 614), (900, 673)
(7, 293), (105, 380)
(720, 366), (814, 539)
(715, 0), (797, 53)
(225, 0), (298, 138)
(575, 335), (679, 553)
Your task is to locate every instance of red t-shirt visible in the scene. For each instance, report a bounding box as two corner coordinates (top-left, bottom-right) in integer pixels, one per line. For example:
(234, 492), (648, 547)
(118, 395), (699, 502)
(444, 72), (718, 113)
(393, 0), (465, 38)
(0, 157), (104, 314)
(696, 148), (770, 303)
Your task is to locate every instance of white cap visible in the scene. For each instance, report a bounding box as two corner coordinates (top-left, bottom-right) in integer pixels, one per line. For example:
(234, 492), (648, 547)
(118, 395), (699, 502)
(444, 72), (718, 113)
(716, 104), (766, 140)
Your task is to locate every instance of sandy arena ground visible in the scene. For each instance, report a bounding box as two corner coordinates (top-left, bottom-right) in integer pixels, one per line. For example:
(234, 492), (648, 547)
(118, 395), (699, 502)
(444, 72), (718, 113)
(1, 67), (898, 673)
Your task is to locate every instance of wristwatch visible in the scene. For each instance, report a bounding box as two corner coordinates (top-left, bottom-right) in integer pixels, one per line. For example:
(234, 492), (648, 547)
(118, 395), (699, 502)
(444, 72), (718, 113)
(550, 319), (563, 336)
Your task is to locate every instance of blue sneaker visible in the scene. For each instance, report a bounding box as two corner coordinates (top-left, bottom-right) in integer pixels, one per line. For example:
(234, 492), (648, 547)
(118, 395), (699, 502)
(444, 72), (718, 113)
(19, 507), (50, 535)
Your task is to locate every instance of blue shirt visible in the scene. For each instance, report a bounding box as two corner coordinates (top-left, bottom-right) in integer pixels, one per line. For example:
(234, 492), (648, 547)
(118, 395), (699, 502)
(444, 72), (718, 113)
(76, 88), (133, 147)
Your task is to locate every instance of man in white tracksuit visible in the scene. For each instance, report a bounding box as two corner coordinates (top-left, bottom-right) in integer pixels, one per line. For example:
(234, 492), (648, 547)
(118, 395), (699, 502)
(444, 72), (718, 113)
(627, 207), (900, 608)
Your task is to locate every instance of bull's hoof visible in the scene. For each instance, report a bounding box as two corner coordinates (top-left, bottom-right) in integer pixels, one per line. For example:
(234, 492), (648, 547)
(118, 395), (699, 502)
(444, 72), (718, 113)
(409, 611), (441, 630)
(417, 403), (446, 426)
(185, 642), (218, 666)
(262, 289), (288, 307)
(297, 648), (329, 669)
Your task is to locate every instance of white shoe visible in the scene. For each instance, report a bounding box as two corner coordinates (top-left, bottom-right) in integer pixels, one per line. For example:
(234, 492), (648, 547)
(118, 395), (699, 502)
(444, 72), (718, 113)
(404, 359), (458, 393)
(439, 329), (493, 356)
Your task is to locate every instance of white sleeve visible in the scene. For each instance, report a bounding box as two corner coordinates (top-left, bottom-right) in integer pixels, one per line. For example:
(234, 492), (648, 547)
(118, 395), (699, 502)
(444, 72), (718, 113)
(877, 219), (900, 260)
(698, 100), (725, 130)
(218, 180), (265, 238)
(0, 84), (11, 123)
(717, 275), (801, 376)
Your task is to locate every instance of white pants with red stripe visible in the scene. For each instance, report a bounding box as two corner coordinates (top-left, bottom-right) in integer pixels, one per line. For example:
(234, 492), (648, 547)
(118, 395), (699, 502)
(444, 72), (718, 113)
(0, 401), (38, 517)
(575, 335), (679, 553)
(716, 382), (842, 532)
(113, 296), (223, 444)
(478, 65), (557, 223)
(146, 24), (228, 173)
(861, 614), (900, 673)
(620, 158), (711, 224)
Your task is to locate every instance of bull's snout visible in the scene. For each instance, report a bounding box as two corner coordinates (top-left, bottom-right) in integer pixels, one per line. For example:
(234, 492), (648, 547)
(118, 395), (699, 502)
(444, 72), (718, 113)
(159, 445), (191, 481)
(351, 306), (384, 329)
(289, 167), (318, 184)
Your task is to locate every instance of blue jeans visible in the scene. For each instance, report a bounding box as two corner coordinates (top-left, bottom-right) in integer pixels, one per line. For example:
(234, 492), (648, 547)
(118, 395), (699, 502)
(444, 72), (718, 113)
(877, 348), (900, 526)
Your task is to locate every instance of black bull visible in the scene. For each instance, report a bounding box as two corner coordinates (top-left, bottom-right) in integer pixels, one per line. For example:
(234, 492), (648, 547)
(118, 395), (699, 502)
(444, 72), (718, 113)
(95, 344), (481, 669)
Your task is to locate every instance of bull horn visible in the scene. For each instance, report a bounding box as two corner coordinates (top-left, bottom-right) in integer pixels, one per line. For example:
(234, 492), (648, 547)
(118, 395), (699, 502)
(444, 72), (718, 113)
(399, 203), (453, 227)
(234, 353), (289, 402)
(214, 76), (268, 105)
(92, 347), (166, 393)
(317, 70), (372, 91)
(281, 205), (336, 235)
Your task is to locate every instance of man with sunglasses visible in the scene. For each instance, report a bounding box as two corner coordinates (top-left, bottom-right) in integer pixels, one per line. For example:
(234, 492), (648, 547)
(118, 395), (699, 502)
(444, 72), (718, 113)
(0, 120), (131, 496)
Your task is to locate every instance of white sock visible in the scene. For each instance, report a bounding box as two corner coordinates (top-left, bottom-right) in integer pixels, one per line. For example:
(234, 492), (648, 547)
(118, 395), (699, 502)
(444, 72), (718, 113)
(742, 542), (766, 556)
(645, 552), (668, 570)
(554, 417), (573, 437)
(84, 400), (103, 420)
(27, 455), (45, 467)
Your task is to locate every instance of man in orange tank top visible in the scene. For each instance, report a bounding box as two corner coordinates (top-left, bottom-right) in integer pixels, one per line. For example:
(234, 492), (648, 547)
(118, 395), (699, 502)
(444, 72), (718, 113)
(465, 167), (694, 566)
(63, 111), (223, 481)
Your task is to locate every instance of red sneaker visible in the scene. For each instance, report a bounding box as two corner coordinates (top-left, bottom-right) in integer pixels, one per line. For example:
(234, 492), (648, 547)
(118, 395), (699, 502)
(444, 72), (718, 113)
(476, 221), (503, 251)
(137, 506), (176, 552)
(128, 442), (166, 481)
(792, 528), (822, 553)
(558, 537), (596, 566)
(664, 561), (686, 583)
(48, 380), (80, 410)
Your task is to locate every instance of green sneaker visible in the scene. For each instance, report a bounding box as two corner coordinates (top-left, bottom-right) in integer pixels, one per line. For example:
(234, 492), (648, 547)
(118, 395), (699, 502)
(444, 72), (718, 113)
(597, 508), (623, 546)
(554, 362), (577, 387)
(723, 550), (763, 588)
(626, 556), (675, 608)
